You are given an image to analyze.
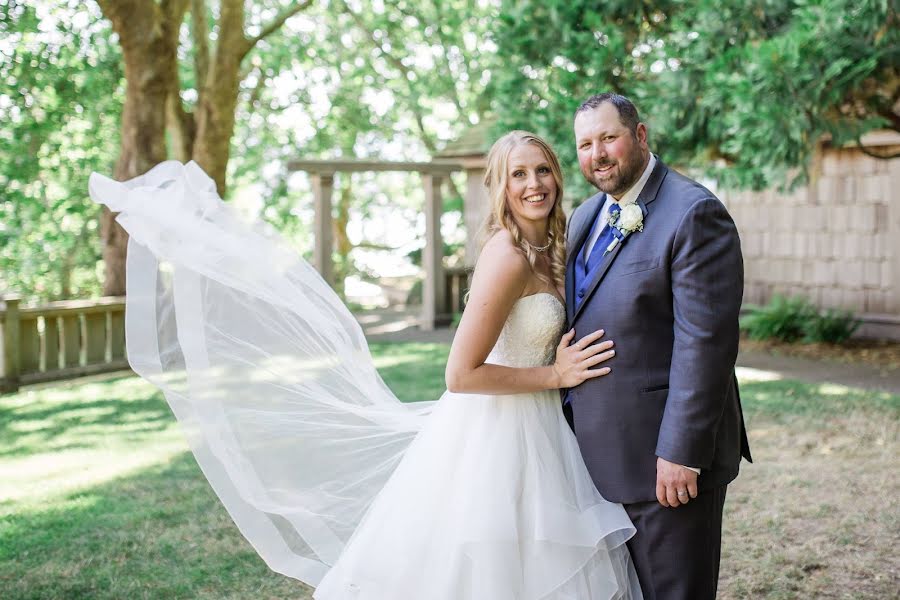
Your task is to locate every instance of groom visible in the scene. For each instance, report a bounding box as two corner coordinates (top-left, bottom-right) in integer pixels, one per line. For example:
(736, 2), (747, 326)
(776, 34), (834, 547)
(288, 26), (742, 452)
(563, 93), (752, 600)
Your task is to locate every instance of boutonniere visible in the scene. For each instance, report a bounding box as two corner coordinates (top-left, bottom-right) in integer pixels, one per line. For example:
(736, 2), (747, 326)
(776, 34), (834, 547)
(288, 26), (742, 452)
(604, 204), (644, 255)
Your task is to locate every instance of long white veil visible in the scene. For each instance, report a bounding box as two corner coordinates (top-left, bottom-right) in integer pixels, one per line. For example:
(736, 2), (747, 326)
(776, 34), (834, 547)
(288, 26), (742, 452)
(89, 161), (435, 586)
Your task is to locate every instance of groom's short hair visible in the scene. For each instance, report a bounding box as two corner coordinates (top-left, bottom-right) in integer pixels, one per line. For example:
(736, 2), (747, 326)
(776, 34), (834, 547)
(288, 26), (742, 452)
(576, 93), (640, 135)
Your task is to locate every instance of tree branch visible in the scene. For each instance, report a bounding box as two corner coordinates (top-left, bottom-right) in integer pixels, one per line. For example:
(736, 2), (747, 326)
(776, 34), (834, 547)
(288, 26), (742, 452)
(430, 4), (467, 117)
(190, 0), (210, 90)
(856, 139), (900, 160)
(336, 0), (468, 205)
(245, 65), (265, 108)
(167, 92), (196, 161)
(96, 0), (162, 48)
(390, 1), (467, 117)
(877, 106), (900, 132)
(338, 0), (438, 152)
(354, 241), (406, 251)
(161, 0), (190, 23)
(243, 0), (313, 56)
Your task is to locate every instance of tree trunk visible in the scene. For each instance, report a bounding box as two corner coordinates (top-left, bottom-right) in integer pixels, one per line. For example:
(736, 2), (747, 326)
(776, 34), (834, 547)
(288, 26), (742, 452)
(190, 0), (313, 196)
(191, 0), (247, 196)
(333, 176), (354, 298)
(99, 0), (310, 293)
(97, 0), (186, 295)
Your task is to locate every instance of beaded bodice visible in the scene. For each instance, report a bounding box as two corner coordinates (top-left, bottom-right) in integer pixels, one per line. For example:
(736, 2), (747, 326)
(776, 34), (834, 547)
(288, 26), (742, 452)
(485, 293), (566, 368)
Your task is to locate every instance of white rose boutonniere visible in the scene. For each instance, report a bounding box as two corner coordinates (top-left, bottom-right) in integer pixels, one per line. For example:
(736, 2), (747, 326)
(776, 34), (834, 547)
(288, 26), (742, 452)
(604, 203), (645, 255)
(618, 204), (644, 232)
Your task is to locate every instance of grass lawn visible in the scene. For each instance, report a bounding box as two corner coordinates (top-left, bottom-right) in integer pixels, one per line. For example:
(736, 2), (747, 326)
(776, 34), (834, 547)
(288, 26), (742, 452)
(1, 342), (897, 599)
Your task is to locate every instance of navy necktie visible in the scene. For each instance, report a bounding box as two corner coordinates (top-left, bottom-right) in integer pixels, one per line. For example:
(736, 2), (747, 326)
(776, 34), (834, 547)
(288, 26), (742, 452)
(584, 204), (620, 275)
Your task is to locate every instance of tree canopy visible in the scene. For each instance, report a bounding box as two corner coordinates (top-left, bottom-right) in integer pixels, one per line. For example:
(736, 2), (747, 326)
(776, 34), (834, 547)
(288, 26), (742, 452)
(491, 0), (898, 192)
(1, 0), (895, 301)
(1, 1), (122, 300)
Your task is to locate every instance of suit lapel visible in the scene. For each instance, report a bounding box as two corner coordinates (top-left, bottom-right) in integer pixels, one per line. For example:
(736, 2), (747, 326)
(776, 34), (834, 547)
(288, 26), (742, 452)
(566, 193), (605, 268)
(571, 232), (624, 323)
(636, 156), (667, 211)
(571, 159), (670, 324)
(566, 193), (605, 318)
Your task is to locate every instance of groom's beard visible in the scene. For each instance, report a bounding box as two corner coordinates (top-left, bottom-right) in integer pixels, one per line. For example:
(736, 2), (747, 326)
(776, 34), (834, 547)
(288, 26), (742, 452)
(584, 147), (645, 198)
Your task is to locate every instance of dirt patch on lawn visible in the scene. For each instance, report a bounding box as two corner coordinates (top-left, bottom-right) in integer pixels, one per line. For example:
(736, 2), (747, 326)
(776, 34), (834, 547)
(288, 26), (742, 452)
(740, 336), (900, 370)
(719, 411), (899, 599)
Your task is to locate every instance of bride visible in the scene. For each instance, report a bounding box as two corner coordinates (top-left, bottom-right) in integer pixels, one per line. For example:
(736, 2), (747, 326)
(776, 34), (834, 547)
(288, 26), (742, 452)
(89, 130), (642, 599)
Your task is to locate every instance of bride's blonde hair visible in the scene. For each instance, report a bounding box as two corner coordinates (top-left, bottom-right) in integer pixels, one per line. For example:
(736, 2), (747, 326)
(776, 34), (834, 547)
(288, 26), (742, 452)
(479, 130), (567, 290)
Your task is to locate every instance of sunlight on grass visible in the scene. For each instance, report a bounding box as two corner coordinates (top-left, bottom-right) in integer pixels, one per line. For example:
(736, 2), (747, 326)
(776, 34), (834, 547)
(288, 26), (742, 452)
(0, 374), (187, 509)
(735, 366), (784, 382)
(1, 342), (897, 599)
(369, 342), (450, 402)
(0, 344), (451, 514)
(371, 351), (433, 368)
(737, 376), (899, 418)
(0, 345), (453, 599)
(817, 382), (853, 395)
(1, 437), (186, 504)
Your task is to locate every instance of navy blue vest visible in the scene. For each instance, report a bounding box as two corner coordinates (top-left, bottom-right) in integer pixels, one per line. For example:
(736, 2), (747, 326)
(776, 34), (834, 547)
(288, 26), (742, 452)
(574, 207), (618, 311)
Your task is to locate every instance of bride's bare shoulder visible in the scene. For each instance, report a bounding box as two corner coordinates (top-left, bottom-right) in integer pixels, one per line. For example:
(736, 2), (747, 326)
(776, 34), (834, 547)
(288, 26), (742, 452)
(474, 230), (530, 284)
(446, 229), (531, 379)
(480, 229), (526, 261)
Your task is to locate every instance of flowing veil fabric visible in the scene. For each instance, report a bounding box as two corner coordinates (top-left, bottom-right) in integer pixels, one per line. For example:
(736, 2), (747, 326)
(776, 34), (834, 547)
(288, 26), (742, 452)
(89, 161), (434, 586)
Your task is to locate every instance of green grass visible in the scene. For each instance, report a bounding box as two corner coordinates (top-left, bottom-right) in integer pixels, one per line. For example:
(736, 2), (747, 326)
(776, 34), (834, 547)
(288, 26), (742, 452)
(367, 342), (450, 402)
(0, 343), (450, 599)
(740, 378), (899, 419)
(1, 343), (897, 599)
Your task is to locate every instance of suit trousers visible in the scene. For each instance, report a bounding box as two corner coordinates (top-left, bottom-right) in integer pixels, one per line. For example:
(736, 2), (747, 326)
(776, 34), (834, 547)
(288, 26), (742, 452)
(623, 485), (727, 600)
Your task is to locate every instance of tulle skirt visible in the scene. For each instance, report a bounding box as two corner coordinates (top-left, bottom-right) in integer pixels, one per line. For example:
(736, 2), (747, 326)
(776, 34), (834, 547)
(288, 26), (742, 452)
(88, 161), (641, 599)
(315, 388), (641, 600)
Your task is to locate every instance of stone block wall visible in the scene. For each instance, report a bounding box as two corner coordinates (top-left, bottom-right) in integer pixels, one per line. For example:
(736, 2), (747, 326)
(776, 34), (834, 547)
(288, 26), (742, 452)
(718, 135), (900, 337)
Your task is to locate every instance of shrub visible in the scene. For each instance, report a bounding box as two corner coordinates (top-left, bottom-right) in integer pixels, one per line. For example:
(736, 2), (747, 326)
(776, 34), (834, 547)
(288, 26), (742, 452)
(802, 308), (861, 344)
(739, 296), (861, 344)
(740, 296), (815, 343)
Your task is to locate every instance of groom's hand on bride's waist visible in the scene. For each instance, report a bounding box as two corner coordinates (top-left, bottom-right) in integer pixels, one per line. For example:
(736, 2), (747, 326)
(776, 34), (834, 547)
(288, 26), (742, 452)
(655, 457), (699, 508)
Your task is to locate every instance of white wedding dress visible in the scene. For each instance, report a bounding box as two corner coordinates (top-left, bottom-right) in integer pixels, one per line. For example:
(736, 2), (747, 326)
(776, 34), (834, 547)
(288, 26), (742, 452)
(89, 161), (641, 599)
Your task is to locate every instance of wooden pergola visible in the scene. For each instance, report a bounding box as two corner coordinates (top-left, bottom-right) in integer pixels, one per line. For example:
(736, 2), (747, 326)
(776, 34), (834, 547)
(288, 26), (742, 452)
(286, 158), (462, 330)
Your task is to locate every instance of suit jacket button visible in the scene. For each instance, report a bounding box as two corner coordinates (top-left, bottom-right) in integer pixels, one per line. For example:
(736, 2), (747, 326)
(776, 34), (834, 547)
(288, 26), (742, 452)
(578, 290), (585, 297)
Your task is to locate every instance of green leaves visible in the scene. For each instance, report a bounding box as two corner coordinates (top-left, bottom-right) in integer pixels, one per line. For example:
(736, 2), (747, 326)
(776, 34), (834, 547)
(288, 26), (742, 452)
(490, 0), (897, 197)
(1, 1), (123, 301)
(5, 0), (894, 301)
(740, 295), (861, 344)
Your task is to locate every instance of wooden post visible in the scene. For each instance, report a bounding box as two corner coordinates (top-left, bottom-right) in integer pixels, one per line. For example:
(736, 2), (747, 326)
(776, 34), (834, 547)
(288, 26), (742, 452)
(421, 174), (445, 331)
(110, 309), (126, 360)
(1, 296), (21, 393)
(61, 315), (82, 368)
(84, 313), (107, 365)
(463, 166), (489, 266)
(311, 173), (335, 287)
(44, 316), (60, 372)
(18, 316), (40, 375)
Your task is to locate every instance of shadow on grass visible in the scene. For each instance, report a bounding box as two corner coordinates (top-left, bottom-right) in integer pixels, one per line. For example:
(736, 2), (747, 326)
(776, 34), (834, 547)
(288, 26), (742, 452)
(0, 376), (174, 459)
(0, 342), (451, 459)
(0, 342), (453, 597)
(1, 341), (898, 598)
(0, 451), (309, 600)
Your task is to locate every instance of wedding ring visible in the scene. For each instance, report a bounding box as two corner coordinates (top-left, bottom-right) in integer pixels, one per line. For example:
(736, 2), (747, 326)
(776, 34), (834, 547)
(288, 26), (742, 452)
(676, 490), (688, 497)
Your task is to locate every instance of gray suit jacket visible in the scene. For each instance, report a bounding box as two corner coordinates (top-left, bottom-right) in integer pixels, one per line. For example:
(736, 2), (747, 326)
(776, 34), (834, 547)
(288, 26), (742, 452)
(564, 158), (752, 504)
